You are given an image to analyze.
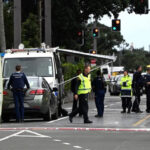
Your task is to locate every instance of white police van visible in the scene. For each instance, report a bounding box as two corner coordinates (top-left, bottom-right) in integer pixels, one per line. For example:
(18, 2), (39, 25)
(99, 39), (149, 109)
(2, 43), (116, 116)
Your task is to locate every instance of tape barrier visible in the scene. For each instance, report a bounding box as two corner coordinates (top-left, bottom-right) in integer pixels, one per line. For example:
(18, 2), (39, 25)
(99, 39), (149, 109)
(55, 61), (112, 86)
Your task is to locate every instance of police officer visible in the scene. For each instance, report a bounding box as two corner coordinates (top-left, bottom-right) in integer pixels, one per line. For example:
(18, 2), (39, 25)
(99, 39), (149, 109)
(71, 69), (82, 116)
(69, 65), (92, 124)
(120, 70), (132, 113)
(92, 70), (106, 118)
(7, 65), (30, 122)
(132, 66), (144, 113)
(144, 67), (150, 113)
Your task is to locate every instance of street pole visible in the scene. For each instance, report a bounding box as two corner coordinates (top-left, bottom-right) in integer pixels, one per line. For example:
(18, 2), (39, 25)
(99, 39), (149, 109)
(38, 0), (42, 43)
(14, 0), (21, 48)
(45, 0), (52, 47)
(0, 0), (6, 52)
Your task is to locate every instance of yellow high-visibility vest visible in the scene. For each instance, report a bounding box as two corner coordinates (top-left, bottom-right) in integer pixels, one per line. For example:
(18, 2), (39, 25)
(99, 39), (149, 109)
(77, 73), (91, 95)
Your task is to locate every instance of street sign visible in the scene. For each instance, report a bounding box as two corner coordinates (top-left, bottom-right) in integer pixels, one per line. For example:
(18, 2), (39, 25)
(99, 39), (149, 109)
(0, 56), (3, 123)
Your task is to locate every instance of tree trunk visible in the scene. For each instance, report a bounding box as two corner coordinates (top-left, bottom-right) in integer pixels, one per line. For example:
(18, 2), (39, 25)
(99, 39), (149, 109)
(0, 0), (6, 52)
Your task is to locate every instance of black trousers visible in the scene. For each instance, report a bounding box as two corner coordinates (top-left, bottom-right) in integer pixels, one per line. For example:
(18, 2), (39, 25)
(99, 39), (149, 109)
(121, 97), (132, 111)
(70, 94), (89, 121)
(132, 94), (141, 112)
(146, 90), (150, 112)
(72, 96), (82, 115)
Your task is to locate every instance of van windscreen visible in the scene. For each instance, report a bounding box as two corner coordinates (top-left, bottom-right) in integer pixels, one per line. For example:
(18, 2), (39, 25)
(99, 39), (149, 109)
(3, 57), (53, 78)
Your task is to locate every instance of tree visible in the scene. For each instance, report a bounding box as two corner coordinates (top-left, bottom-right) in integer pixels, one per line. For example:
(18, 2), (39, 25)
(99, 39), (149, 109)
(22, 13), (40, 47)
(0, 0), (6, 52)
(120, 49), (150, 71)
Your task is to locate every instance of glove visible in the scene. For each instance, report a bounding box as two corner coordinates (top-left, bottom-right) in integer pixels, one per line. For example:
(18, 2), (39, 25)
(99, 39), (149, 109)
(123, 82), (127, 87)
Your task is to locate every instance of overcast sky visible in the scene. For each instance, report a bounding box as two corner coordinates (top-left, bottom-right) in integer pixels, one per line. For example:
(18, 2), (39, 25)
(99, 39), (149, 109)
(100, 8), (150, 51)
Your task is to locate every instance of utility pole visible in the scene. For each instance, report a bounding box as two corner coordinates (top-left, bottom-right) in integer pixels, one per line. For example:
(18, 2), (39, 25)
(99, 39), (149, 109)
(38, 0), (42, 43)
(14, 0), (21, 48)
(0, 0), (6, 52)
(45, 0), (52, 47)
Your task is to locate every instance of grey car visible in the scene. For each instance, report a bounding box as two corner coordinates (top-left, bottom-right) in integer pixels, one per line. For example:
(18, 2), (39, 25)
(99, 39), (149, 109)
(2, 77), (58, 122)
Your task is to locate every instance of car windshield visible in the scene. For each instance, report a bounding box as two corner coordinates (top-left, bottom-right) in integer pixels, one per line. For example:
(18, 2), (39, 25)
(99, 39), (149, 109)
(3, 57), (53, 78)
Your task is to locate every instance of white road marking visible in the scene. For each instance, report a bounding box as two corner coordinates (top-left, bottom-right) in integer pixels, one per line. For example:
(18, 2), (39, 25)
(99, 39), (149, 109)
(65, 107), (72, 110)
(73, 146), (82, 149)
(47, 116), (68, 124)
(0, 130), (25, 142)
(53, 139), (62, 142)
(63, 142), (71, 145)
(20, 130), (50, 138)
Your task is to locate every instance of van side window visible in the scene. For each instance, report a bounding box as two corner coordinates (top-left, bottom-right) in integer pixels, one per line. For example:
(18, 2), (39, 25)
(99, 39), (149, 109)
(102, 68), (108, 74)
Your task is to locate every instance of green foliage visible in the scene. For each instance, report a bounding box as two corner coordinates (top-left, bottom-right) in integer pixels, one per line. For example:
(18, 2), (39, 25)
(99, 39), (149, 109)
(62, 59), (84, 91)
(22, 13), (40, 47)
(120, 49), (150, 71)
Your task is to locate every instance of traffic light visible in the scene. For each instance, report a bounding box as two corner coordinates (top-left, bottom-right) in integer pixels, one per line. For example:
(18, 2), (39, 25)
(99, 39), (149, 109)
(92, 28), (99, 38)
(112, 19), (121, 31)
(77, 30), (84, 46)
(89, 50), (96, 54)
(134, 0), (149, 14)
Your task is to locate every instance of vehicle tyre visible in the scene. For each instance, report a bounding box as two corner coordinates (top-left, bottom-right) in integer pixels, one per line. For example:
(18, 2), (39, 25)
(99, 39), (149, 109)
(2, 115), (10, 123)
(43, 105), (51, 121)
(110, 92), (113, 96)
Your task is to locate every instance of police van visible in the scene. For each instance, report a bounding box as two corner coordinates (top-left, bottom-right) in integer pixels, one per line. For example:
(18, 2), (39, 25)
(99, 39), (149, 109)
(2, 43), (116, 117)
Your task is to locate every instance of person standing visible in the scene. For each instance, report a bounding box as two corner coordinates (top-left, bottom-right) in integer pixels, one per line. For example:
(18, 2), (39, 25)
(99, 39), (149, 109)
(144, 67), (150, 113)
(69, 65), (92, 124)
(120, 70), (132, 113)
(71, 69), (82, 116)
(132, 66), (144, 113)
(92, 70), (106, 118)
(7, 65), (30, 122)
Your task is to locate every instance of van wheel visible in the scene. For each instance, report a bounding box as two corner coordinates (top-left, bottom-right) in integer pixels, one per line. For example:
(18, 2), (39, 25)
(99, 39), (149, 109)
(43, 105), (51, 121)
(51, 107), (58, 120)
(2, 115), (10, 123)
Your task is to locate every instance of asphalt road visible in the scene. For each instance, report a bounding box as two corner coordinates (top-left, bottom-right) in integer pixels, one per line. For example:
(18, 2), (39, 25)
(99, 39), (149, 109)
(0, 93), (150, 150)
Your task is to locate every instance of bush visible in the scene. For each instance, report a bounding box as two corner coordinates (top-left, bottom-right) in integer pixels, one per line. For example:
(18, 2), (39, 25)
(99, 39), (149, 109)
(62, 59), (84, 92)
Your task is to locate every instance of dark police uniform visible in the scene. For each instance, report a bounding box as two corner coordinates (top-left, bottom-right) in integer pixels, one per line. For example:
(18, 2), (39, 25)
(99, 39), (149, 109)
(132, 71), (144, 113)
(92, 76), (106, 117)
(7, 72), (30, 122)
(144, 73), (150, 113)
(69, 73), (92, 123)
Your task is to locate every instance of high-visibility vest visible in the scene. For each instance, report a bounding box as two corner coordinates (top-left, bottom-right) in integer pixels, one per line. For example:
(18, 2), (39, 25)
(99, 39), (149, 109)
(120, 75), (132, 97)
(77, 73), (91, 95)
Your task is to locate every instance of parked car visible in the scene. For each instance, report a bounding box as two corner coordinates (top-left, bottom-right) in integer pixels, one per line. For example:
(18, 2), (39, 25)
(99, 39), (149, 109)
(109, 74), (133, 96)
(2, 77), (58, 122)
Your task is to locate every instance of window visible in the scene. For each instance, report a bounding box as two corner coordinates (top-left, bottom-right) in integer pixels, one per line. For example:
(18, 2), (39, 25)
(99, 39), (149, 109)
(3, 57), (53, 78)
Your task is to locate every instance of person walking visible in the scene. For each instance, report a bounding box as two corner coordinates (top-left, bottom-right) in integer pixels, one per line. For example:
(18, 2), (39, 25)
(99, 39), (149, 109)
(120, 70), (132, 113)
(69, 65), (92, 124)
(132, 66), (144, 113)
(71, 69), (82, 116)
(92, 70), (106, 118)
(7, 65), (30, 122)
